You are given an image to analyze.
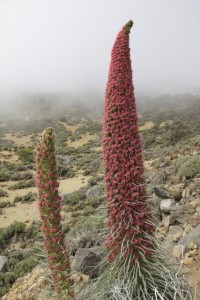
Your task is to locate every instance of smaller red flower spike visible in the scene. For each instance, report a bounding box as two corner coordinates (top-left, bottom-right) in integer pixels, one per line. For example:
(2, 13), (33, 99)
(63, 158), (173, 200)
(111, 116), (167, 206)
(103, 21), (155, 262)
(36, 128), (74, 298)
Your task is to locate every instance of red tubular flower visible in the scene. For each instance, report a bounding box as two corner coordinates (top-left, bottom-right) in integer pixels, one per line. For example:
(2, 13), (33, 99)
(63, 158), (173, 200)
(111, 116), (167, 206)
(36, 128), (74, 299)
(103, 21), (155, 262)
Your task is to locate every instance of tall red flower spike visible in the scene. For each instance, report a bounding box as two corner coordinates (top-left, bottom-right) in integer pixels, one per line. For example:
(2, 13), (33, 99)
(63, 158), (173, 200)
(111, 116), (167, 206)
(36, 128), (74, 299)
(103, 21), (155, 262)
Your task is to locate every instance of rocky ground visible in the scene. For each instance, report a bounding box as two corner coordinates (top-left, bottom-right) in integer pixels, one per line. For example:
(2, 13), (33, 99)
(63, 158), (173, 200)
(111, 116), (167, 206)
(0, 95), (200, 299)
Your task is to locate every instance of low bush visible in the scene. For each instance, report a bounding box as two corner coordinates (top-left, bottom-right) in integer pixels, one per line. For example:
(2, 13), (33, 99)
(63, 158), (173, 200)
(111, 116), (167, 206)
(0, 200), (10, 208)
(67, 213), (106, 255)
(88, 175), (104, 186)
(57, 164), (76, 178)
(14, 192), (36, 204)
(0, 221), (26, 248)
(63, 187), (87, 206)
(0, 254), (38, 298)
(17, 147), (34, 164)
(10, 172), (33, 181)
(25, 221), (41, 239)
(0, 168), (10, 181)
(178, 155), (200, 179)
(8, 179), (35, 190)
(81, 205), (95, 216)
(0, 189), (8, 197)
(76, 152), (102, 173)
(13, 164), (28, 172)
(10, 172), (22, 181)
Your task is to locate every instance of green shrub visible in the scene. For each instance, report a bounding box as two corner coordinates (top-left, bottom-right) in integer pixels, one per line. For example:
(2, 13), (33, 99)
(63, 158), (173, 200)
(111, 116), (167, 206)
(62, 223), (70, 234)
(10, 172), (33, 181)
(13, 164), (27, 172)
(85, 196), (105, 209)
(63, 188), (87, 206)
(189, 134), (200, 147)
(76, 152), (102, 173)
(57, 164), (76, 178)
(88, 175), (104, 186)
(176, 156), (190, 169)
(81, 206), (95, 216)
(67, 213), (106, 254)
(0, 189), (8, 197)
(14, 192), (36, 203)
(59, 116), (67, 122)
(8, 179), (35, 190)
(71, 213), (106, 234)
(0, 168), (9, 181)
(4, 272), (15, 285)
(10, 172), (22, 181)
(25, 221), (41, 239)
(82, 169), (91, 176)
(12, 255), (37, 277)
(0, 200), (10, 208)
(0, 255), (38, 298)
(17, 148), (34, 164)
(178, 156), (200, 179)
(0, 221), (26, 248)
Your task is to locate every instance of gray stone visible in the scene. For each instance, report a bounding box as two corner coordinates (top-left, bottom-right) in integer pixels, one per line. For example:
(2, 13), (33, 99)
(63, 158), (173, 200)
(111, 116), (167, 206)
(169, 204), (185, 212)
(169, 205), (192, 225)
(172, 191), (182, 201)
(74, 247), (107, 278)
(168, 225), (183, 242)
(160, 199), (174, 213)
(179, 224), (200, 250)
(157, 215), (170, 235)
(154, 187), (171, 199)
(172, 245), (185, 259)
(182, 188), (192, 198)
(0, 256), (8, 272)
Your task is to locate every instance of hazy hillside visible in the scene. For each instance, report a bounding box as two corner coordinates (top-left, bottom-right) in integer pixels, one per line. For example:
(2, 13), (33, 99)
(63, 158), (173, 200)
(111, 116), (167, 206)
(0, 95), (200, 299)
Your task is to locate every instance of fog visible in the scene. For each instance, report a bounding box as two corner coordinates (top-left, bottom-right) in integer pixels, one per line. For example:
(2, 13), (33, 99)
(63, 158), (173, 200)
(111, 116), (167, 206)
(0, 0), (200, 104)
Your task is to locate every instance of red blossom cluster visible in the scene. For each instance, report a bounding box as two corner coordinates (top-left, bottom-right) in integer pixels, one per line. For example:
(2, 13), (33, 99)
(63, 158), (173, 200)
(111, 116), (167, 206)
(36, 128), (74, 299)
(103, 21), (155, 262)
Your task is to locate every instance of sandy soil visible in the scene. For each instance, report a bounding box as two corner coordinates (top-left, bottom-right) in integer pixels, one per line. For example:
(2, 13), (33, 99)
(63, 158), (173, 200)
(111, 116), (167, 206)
(0, 174), (90, 228)
(144, 159), (154, 170)
(0, 182), (36, 200)
(139, 121), (154, 131)
(160, 120), (173, 127)
(59, 121), (80, 132)
(0, 150), (20, 163)
(0, 201), (39, 227)
(67, 133), (98, 148)
(92, 146), (102, 152)
(3, 133), (33, 147)
(186, 265), (200, 300)
(59, 174), (91, 195)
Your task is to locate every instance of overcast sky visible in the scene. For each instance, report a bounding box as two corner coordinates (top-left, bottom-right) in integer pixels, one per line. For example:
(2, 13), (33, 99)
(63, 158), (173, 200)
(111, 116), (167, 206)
(0, 0), (200, 97)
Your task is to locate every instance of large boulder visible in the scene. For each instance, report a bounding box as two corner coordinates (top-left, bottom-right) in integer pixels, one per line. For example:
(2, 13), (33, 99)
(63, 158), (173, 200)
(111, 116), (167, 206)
(0, 255), (8, 272)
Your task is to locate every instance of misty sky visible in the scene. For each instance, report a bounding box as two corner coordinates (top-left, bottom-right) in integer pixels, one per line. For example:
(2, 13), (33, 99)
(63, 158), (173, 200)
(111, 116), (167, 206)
(0, 0), (200, 97)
